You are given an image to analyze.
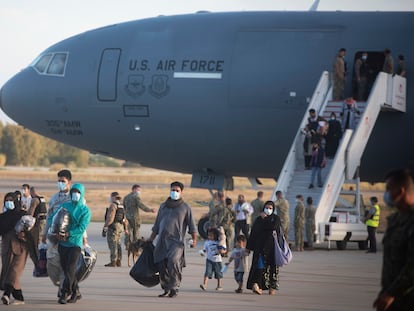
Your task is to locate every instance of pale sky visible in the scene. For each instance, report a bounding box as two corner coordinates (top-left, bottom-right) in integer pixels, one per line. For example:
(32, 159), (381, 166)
(1, 0), (413, 123)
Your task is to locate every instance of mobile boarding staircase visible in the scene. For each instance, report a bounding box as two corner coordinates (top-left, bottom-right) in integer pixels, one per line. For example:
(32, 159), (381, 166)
(271, 71), (407, 249)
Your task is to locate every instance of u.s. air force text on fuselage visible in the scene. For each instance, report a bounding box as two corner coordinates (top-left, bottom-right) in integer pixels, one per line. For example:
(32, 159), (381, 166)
(124, 59), (224, 99)
(128, 59), (224, 73)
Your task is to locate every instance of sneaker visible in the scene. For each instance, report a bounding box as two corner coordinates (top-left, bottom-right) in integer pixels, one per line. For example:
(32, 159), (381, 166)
(200, 284), (206, 291)
(105, 261), (116, 267)
(1, 295), (10, 305)
(116, 259), (121, 267)
(308, 184), (314, 189)
(235, 288), (243, 293)
(11, 299), (25, 305)
(158, 290), (170, 298)
(68, 291), (82, 303)
(168, 289), (178, 298)
(215, 287), (223, 291)
(58, 296), (67, 304)
(252, 283), (262, 295)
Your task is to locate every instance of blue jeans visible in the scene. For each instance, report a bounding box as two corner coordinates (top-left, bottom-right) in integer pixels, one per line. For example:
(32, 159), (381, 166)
(204, 259), (223, 279)
(310, 167), (322, 186)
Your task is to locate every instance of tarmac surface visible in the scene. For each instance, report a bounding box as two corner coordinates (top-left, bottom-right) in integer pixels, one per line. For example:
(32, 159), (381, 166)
(9, 223), (382, 311)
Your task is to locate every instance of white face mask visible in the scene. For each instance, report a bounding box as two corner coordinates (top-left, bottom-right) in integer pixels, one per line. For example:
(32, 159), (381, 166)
(264, 208), (273, 216)
(170, 191), (181, 200)
(72, 192), (81, 202)
(57, 181), (67, 191)
(4, 201), (15, 210)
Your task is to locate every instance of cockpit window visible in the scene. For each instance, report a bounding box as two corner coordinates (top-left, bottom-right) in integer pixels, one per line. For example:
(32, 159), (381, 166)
(31, 52), (68, 76)
(32, 54), (53, 73)
(47, 53), (67, 75)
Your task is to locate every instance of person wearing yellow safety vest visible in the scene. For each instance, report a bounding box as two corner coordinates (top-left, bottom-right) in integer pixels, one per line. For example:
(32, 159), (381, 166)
(365, 196), (380, 253)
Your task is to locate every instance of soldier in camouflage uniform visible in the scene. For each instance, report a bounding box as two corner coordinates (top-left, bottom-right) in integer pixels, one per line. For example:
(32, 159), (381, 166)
(373, 169), (414, 311)
(123, 184), (155, 249)
(208, 191), (219, 216)
(274, 191), (290, 239)
(294, 195), (305, 251)
(103, 192), (128, 267)
(209, 192), (236, 253)
(333, 48), (346, 101)
(305, 196), (316, 249)
(250, 191), (264, 226)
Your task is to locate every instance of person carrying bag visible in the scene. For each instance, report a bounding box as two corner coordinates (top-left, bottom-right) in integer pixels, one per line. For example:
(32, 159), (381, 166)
(273, 228), (293, 267)
(129, 241), (159, 287)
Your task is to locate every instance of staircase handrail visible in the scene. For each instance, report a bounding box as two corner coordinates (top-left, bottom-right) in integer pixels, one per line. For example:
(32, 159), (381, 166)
(271, 71), (331, 201)
(345, 72), (387, 179)
(314, 130), (353, 232)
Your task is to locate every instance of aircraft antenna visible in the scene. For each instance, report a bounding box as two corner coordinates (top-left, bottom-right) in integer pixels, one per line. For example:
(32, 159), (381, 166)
(309, 0), (320, 11)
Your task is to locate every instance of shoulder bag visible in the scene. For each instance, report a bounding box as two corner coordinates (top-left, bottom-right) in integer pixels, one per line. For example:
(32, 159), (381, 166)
(273, 229), (293, 267)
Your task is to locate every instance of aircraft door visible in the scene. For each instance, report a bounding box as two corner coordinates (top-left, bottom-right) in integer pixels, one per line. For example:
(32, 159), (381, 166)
(351, 51), (385, 100)
(97, 48), (121, 101)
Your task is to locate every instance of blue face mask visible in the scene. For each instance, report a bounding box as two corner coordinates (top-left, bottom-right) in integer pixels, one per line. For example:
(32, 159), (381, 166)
(170, 191), (180, 200)
(383, 191), (395, 207)
(72, 192), (81, 203)
(5, 201), (15, 210)
(58, 181), (67, 191)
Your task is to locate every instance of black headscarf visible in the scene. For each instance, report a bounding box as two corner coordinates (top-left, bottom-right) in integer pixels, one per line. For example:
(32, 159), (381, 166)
(0, 192), (26, 236)
(14, 190), (22, 210)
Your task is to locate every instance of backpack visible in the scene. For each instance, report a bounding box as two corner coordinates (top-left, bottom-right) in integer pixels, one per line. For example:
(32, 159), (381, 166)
(114, 203), (125, 224)
(105, 203), (125, 225)
(33, 196), (47, 219)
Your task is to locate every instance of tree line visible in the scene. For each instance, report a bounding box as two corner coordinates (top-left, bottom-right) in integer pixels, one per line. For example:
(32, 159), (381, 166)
(0, 123), (92, 167)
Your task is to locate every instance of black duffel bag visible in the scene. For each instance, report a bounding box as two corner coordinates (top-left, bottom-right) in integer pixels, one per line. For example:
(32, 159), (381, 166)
(129, 241), (159, 287)
(76, 245), (98, 282)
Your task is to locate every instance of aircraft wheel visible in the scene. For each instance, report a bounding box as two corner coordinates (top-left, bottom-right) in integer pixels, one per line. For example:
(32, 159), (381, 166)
(197, 216), (212, 240)
(336, 240), (347, 250)
(358, 240), (368, 250)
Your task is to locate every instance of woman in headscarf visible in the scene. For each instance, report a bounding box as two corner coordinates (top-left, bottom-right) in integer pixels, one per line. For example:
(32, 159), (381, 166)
(246, 200), (282, 295)
(0, 192), (29, 305)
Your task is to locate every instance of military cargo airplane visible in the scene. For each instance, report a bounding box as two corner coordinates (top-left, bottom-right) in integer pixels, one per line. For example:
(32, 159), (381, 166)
(0, 10), (413, 189)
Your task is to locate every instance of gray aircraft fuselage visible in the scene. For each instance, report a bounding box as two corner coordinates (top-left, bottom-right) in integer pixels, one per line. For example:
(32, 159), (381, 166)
(1, 11), (413, 182)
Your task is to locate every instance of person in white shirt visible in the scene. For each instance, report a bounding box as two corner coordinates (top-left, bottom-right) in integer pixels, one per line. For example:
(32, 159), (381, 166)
(21, 184), (31, 211)
(199, 227), (226, 291)
(232, 194), (253, 243)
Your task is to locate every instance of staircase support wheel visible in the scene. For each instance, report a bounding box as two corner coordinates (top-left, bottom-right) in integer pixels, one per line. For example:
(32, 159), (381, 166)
(336, 240), (347, 250)
(358, 240), (368, 250)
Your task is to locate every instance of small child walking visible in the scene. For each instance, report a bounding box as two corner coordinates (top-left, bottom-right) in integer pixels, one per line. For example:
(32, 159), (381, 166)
(200, 227), (226, 291)
(225, 234), (249, 293)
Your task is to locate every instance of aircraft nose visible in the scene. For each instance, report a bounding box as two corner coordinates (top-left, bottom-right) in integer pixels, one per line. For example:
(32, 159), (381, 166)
(0, 86), (3, 111)
(0, 80), (13, 119)
(0, 84), (10, 120)
(0, 72), (30, 123)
